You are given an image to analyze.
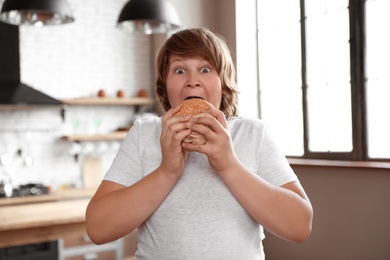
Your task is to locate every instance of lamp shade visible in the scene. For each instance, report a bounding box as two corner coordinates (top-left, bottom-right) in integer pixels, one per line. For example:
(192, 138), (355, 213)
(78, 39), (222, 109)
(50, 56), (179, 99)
(117, 0), (180, 35)
(0, 0), (74, 26)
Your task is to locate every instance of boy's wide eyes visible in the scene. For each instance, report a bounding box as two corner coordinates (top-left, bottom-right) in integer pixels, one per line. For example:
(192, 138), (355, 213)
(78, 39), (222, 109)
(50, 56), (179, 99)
(173, 67), (211, 74)
(175, 68), (185, 74)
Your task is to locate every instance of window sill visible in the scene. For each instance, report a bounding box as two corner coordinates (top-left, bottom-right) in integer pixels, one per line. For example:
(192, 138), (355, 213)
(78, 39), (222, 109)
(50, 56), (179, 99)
(287, 158), (390, 170)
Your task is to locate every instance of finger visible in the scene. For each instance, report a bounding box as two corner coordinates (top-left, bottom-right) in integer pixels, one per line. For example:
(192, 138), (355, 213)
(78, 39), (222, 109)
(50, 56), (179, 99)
(188, 116), (222, 135)
(162, 105), (181, 123)
(162, 107), (191, 134)
(186, 122), (214, 140)
(175, 129), (192, 143)
(162, 113), (193, 148)
(163, 120), (191, 143)
(181, 141), (209, 154)
(203, 108), (228, 128)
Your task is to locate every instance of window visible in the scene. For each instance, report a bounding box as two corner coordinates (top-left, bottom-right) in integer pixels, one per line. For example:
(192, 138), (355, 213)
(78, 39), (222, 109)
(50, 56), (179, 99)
(365, 0), (390, 158)
(257, 0), (390, 161)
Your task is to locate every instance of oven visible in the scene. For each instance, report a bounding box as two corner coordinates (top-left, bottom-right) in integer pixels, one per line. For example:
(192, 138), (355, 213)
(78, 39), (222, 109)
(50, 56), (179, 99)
(0, 183), (57, 260)
(0, 241), (58, 260)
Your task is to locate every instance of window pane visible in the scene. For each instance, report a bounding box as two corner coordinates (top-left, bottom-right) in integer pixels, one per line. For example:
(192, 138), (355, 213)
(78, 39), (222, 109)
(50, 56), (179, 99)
(366, 0), (390, 158)
(257, 0), (303, 156)
(305, 1), (352, 152)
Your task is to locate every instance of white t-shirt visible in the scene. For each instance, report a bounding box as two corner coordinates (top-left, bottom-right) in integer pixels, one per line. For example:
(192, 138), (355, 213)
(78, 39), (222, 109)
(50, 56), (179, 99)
(104, 116), (298, 260)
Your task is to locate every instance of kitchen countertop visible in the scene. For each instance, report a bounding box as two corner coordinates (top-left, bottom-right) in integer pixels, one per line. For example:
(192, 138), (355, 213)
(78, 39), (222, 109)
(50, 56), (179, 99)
(0, 188), (96, 206)
(0, 189), (96, 248)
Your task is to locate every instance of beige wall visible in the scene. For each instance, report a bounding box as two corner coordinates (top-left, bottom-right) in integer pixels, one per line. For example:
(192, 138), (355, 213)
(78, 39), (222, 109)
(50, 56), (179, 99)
(263, 165), (390, 259)
(168, 0), (236, 56)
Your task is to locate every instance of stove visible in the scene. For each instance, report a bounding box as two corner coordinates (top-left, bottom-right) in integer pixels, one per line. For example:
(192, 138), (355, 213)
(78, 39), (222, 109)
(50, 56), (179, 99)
(0, 183), (50, 198)
(0, 183), (56, 259)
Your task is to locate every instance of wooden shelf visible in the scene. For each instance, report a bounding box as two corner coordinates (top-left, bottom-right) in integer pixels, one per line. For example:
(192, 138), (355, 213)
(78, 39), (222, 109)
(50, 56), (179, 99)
(60, 97), (150, 142)
(62, 131), (127, 142)
(60, 97), (154, 106)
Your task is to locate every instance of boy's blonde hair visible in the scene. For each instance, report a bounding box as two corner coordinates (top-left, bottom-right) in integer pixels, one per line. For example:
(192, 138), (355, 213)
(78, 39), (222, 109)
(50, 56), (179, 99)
(156, 27), (238, 118)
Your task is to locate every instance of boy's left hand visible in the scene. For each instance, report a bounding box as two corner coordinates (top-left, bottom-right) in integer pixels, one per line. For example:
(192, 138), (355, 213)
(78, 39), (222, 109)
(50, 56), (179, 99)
(182, 108), (239, 174)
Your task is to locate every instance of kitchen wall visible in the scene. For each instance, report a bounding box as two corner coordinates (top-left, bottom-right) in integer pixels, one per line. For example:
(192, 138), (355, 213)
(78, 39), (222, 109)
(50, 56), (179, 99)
(168, 0), (236, 56)
(264, 165), (390, 260)
(0, 0), (154, 189)
(20, 0), (152, 99)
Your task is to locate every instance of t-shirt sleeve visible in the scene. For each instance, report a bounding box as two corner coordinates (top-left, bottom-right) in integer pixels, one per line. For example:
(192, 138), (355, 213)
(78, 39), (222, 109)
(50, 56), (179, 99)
(103, 119), (143, 186)
(257, 124), (298, 187)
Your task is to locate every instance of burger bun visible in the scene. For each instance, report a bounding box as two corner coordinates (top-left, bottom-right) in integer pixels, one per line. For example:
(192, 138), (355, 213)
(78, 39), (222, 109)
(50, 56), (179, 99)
(173, 98), (214, 145)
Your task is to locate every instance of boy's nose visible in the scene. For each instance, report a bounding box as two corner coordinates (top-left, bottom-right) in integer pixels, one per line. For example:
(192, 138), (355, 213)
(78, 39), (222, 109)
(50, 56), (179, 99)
(186, 82), (201, 88)
(186, 72), (201, 87)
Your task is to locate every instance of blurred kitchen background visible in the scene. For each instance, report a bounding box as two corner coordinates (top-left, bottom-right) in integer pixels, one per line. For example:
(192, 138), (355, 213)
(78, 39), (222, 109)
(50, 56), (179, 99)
(0, 0), (155, 190)
(0, 0), (238, 190)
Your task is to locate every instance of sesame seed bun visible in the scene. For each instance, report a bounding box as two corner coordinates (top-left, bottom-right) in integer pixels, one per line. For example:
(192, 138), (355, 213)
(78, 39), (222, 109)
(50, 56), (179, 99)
(173, 98), (214, 145)
(173, 98), (214, 117)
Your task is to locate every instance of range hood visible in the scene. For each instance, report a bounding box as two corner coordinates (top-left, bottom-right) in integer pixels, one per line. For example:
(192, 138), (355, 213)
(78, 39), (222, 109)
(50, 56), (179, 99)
(0, 82), (63, 105)
(0, 22), (64, 107)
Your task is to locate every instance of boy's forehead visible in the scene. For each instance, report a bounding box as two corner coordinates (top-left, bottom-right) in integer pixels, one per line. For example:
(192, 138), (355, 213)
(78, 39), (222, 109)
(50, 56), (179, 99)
(168, 54), (213, 65)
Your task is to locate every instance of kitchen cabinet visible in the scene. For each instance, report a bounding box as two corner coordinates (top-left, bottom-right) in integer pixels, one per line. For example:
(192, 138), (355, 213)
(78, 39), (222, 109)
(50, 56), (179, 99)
(0, 198), (91, 247)
(61, 97), (154, 142)
(0, 193), (126, 259)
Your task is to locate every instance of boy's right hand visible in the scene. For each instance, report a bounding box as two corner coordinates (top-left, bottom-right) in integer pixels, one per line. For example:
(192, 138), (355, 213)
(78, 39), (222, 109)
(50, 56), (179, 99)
(159, 106), (191, 179)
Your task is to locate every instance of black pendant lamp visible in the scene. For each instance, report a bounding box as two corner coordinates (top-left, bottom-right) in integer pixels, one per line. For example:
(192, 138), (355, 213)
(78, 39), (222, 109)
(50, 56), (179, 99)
(0, 0), (74, 27)
(117, 0), (180, 35)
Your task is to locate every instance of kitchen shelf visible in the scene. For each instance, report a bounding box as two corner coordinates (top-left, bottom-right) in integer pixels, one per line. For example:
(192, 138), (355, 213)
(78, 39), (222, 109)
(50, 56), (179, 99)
(60, 97), (154, 106)
(62, 131), (128, 142)
(60, 97), (151, 142)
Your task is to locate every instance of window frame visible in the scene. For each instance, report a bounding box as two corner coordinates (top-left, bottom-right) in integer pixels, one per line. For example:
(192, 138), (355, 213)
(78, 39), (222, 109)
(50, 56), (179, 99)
(287, 0), (374, 161)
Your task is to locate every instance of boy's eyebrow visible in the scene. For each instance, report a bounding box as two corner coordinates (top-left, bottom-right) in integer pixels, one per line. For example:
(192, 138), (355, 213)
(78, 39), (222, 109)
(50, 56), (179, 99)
(168, 57), (213, 68)
(169, 57), (185, 63)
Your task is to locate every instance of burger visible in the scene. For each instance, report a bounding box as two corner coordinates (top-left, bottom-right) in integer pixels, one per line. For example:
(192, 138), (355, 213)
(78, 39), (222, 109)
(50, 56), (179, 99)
(173, 98), (214, 145)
